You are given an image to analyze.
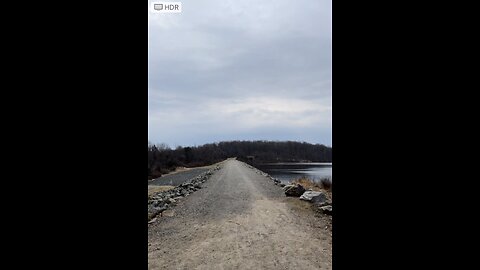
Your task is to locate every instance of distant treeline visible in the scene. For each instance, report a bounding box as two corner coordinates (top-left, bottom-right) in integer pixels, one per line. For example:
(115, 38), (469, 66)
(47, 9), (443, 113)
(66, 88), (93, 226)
(148, 140), (332, 180)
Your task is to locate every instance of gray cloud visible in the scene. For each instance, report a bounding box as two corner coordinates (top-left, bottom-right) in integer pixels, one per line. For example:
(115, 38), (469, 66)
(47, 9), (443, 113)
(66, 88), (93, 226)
(149, 0), (332, 147)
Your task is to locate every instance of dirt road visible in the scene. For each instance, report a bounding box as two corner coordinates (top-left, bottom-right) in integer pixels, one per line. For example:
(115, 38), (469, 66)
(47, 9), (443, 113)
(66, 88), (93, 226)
(148, 159), (332, 269)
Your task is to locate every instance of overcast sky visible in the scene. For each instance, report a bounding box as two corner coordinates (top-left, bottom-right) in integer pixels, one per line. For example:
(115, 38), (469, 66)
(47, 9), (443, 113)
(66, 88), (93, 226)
(148, 0), (331, 148)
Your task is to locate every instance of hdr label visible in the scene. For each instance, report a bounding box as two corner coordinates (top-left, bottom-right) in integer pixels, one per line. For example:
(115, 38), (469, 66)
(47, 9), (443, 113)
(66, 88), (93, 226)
(151, 2), (182, 13)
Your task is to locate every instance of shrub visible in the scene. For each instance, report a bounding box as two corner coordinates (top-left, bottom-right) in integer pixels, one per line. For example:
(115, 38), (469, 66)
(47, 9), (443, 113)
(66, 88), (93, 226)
(292, 177), (332, 192)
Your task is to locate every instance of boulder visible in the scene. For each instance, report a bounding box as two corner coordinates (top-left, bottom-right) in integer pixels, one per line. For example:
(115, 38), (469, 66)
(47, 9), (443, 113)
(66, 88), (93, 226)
(284, 184), (306, 197)
(300, 191), (328, 204)
(314, 201), (331, 207)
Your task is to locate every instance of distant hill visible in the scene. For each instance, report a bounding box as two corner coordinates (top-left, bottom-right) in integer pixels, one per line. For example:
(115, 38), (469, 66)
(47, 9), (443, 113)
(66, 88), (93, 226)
(148, 140), (332, 179)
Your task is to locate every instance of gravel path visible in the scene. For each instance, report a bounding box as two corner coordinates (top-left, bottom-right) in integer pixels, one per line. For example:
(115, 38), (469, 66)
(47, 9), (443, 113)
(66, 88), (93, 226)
(149, 167), (211, 187)
(148, 159), (332, 269)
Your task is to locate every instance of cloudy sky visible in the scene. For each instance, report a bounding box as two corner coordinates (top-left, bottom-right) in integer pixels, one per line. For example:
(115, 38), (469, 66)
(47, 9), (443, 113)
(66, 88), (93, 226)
(148, 0), (331, 148)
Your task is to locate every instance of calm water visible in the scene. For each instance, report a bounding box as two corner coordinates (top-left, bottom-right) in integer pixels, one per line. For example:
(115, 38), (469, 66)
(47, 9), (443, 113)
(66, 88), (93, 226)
(256, 162), (332, 184)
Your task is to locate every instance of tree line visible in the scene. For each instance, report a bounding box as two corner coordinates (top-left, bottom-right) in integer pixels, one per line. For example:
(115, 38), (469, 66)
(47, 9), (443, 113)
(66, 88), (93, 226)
(148, 140), (332, 179)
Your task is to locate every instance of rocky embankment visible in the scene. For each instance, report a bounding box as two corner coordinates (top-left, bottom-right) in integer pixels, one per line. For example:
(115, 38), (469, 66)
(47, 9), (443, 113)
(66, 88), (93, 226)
(148, 167), (211, 187)
(242, 162), (332, 215)
(242, 162), (285, 186)
(148, 165), (222, 222)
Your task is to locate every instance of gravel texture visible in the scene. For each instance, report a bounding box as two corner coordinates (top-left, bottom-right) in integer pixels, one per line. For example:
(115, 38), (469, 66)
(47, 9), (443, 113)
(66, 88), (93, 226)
(148, 159), (332, 270)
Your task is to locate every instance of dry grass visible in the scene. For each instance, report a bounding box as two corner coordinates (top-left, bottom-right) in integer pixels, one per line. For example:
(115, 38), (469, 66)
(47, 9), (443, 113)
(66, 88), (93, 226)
(292, 177), (323, 191)
(292, 177), (332, 196)
(319, 178), (332, 190)
(148, 185), (175, 197)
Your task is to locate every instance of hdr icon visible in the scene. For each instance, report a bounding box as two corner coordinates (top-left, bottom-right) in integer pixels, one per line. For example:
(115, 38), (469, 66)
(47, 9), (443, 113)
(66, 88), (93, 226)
(152, 2), (182, 13)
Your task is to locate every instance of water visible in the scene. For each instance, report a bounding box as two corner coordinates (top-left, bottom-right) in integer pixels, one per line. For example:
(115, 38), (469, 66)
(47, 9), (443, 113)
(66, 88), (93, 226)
(256, 162), (332, 184)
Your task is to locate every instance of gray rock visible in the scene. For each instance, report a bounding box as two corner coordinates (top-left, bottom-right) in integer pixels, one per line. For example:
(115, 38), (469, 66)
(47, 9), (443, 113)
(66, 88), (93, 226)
(148, 217), (157, 224)
(284, 184), (306, 197)
(153, 200), (165, 207)
(154, 205), (167, 212)
(300, 191), (328, 203)
(319, 205), (332, 215)
(315, 201), (331, 207)
(181, 183), (192, 188)
(168, 198), (176, 204)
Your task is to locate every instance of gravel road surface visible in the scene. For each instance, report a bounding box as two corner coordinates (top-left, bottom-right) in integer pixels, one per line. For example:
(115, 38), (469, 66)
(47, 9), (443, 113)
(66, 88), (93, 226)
(148, 159), (332, 269)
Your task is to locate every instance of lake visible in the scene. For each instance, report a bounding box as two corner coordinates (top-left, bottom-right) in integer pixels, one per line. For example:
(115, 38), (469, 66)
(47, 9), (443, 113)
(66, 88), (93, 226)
(255, 162), (332, 184)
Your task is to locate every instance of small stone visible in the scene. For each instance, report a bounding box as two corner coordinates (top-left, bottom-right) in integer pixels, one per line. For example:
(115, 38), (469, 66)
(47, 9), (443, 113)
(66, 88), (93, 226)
(319, 205), (332, 215)
(148, 217), (157, 224)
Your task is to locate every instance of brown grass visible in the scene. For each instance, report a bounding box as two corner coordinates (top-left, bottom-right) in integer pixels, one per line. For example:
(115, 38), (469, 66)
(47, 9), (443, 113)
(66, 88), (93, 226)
(292, 177), (332, 196)
(148, 185), (175, 197)
(319, 178), (332, 190)
(292, 177), (323, 191)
